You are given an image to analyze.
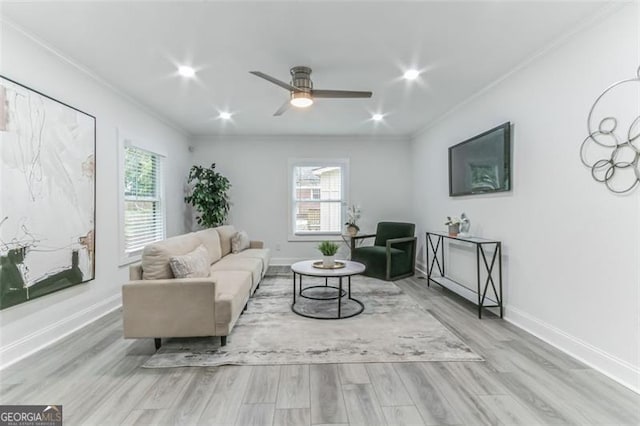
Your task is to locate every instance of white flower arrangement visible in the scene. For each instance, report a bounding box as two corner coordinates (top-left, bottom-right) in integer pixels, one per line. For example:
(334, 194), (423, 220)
(444, 216), (461, 226)
(345, 204), (361, 230)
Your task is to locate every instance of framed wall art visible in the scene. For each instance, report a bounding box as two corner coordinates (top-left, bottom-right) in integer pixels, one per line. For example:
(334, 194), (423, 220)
(0, 75), (96, 310)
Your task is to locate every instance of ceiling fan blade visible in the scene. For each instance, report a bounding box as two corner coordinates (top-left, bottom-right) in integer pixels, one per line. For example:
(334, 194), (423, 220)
(250, 71), (300, 92)
(312, 89), (373, 98)
(273, 99), (291, 116)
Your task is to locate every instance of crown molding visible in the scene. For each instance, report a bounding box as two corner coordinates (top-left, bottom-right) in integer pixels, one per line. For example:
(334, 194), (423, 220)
(409, 2), (627, 141)
(0, 15), (192, 138)
(191, 133), (410, 144)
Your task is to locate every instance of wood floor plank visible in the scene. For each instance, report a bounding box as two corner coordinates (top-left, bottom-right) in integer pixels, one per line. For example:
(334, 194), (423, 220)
(381, 405), (426, 426)
(365, 363), (413, 406)
(393, 362), (461, 425)
(235, 403), (275, 426)
(243, 365), (281, 404)
(137, 367), (196, 409)
(273, 408), (310, 426)
(477, 394), (545, 426)
(497, 370), (590, 425)
(419, 362), (498, 426)
(165, 367), (219, 425)
(120, 408), (170, 425)
(80, 371), (162, 424)
(572, 369), (640, 423)
(276, 364), (310, 409)
(310, 364), (348, 425)
(3, 273), (639, 426)
(440, 362), (509, 396)
(341, 383), (387, 426)
(337, 363), (370, 385)
(199, 365), (253, 425)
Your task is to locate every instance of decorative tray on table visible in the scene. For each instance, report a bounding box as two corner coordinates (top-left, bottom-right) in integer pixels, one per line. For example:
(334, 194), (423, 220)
(312, 260), (346, 269)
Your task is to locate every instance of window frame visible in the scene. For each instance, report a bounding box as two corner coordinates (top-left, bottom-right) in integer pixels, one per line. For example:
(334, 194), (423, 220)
(118, 130), (167, 265)
(287, 158), (349, 242)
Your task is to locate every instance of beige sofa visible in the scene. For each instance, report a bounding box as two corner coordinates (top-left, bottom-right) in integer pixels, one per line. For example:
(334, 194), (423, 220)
(122, 225), (270, 349)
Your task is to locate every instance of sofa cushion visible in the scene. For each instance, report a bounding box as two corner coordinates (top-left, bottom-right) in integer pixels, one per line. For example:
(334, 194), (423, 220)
(210, 257), (262, 288)
(194, 228), (222, 263)
(169, 245), (211, 278)
(142, 233), (201, 280)
(226, 248), (271, 277)
(215, 225), (236, 256)
(211, 270), (252, 325)
(231, 230), (251, 253)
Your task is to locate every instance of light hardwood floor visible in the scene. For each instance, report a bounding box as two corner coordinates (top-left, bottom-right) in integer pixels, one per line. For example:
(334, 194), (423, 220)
(1, 274), (638, 425)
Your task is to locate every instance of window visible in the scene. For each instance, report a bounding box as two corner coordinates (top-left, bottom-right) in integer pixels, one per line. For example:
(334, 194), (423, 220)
(122, 145), (165, 258)
(289, 159), (349, 240)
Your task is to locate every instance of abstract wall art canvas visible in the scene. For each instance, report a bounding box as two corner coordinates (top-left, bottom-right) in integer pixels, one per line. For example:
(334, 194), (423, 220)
(0, 76), (96, 310)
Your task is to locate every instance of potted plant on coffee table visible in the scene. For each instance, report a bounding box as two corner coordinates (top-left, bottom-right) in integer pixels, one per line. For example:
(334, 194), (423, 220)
(318, 241), (340, 268)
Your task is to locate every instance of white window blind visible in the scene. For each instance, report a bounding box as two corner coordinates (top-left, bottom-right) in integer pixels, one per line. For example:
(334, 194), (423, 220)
(291, 162), (346, 235)
(123, 146), (164, 254)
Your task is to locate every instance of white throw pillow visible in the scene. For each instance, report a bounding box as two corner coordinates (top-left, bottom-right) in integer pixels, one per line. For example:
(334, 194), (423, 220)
(169, 245), (211, 278)
(231, 231), (250, 254)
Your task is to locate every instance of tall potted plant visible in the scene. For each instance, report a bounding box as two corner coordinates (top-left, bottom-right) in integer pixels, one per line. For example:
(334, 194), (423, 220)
(184, 163), (231, 228)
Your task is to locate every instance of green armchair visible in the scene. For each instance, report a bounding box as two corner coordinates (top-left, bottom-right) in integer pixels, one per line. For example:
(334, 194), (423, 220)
(350, 222), (416, 281)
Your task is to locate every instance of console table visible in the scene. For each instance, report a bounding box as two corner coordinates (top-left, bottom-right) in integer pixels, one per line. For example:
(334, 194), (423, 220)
(426, 232), (503, 318)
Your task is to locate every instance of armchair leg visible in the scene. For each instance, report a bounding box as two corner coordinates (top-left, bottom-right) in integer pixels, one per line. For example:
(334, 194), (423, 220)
(154, 338), (161, 351)
(221, 336), (227, 346)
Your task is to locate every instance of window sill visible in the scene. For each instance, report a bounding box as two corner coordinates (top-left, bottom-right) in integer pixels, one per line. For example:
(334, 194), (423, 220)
(288, 233), (343, 242)
(119, 252), (142, 267)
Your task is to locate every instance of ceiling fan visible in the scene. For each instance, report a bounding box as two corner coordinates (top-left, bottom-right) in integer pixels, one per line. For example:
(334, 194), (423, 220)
(249, 66), (373, 116)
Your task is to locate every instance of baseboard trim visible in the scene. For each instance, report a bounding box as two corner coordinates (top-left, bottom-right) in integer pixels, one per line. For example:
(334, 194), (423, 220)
(416, 261), (639, 394)
(0, 294), (122, 370)
(505, 307), (639, 394)
(270, 257), (306, 266)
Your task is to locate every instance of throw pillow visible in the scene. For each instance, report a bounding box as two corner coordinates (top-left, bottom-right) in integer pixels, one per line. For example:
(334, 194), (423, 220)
(169, 244), (211, 278)
(231, 230), (250, 253)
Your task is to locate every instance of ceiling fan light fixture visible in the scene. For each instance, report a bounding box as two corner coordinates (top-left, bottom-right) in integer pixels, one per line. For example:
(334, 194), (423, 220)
(290, 92), (314, 108)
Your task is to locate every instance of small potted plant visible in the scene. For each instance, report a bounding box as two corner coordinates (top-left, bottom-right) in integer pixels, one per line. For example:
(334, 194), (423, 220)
(445, 216), (461, 236)
(344, 204), (361, 237)
(317, 241), (340, 267)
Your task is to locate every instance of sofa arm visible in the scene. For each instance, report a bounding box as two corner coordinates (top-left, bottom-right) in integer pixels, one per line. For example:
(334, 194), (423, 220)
(122, 278), (217, 338)
(129, 263), (143, 280)
(250, 240), (264, 249)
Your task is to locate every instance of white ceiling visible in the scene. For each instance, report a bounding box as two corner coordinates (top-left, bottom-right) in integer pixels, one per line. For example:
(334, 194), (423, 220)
(1, 1), (608, 137)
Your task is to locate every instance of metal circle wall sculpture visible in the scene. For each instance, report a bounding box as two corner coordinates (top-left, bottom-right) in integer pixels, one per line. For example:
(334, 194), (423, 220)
(580, 66), (640, 194)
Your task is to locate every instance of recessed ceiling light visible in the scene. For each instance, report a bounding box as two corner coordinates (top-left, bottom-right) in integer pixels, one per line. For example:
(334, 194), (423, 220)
(403, 69), (420, 80)
(372, 113), (384, 121)
(178, 65), (195, 78)
(219, 112), (232, 120)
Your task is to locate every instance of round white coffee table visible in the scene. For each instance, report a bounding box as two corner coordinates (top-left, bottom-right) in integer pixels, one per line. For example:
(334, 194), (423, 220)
(290, 259), (366, 319)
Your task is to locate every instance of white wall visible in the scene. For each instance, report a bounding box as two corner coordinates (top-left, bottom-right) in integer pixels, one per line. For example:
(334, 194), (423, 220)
(191, 135), (413, 262)
(411, 5), (639, 391)
(0, 22), (191, 368)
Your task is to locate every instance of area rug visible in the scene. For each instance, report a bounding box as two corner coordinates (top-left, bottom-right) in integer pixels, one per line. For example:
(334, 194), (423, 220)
(142, 266), (482, 368)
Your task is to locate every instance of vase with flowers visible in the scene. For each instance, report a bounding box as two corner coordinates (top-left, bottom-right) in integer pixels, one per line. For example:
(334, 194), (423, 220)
(445, 216), (461, 236)
(344, 204), (361, 237)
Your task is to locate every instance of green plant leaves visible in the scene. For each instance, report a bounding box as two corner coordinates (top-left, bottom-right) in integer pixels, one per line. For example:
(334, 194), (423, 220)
(184, 163), (231, 228)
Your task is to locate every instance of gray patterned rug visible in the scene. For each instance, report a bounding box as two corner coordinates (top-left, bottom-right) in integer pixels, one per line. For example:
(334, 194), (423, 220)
(142, 266), (482, 368)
